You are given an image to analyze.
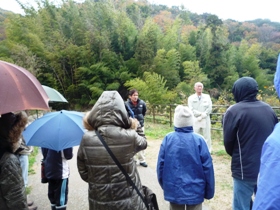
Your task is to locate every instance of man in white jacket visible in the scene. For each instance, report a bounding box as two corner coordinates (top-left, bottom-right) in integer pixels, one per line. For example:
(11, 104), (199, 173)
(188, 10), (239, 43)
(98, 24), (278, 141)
(188, 82), (212, 152)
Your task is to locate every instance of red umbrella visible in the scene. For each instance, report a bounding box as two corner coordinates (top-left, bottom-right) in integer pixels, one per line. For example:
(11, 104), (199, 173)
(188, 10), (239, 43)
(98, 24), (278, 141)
(0, 60), (49, 115)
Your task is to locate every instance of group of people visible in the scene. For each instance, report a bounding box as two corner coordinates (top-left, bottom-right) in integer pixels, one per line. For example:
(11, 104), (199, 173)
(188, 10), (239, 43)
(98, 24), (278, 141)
(75, 88), (214, 210)
(1, 73), (280, 210)
(0, 88), (149, 210)
(157, 75), (280, 210)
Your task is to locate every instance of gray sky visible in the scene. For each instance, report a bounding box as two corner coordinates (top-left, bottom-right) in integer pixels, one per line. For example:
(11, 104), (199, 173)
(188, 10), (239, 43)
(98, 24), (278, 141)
(0, 0), (279, 23)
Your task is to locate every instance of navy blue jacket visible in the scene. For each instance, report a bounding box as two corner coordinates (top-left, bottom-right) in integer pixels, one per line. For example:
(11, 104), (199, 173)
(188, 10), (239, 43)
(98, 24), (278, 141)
(42, 147), (73, 179)
(223, 77), (278, 181)
(126, 99), (147, 127)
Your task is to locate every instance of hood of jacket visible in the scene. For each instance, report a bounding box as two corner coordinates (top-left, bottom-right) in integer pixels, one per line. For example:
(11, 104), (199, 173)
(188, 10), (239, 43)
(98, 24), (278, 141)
(174, 126), (193, 133)
(86, 91), (131, 130)
(275, 53), (280, 98)
(232, 77), (258, 103)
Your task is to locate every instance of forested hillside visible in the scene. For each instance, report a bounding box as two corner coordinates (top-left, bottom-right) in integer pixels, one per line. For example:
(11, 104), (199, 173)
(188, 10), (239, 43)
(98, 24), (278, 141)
(0, 0), (279, 110)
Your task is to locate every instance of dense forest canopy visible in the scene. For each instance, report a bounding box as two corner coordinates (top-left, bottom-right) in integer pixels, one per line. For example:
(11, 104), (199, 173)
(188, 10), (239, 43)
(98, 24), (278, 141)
(0, 0), (279, 110)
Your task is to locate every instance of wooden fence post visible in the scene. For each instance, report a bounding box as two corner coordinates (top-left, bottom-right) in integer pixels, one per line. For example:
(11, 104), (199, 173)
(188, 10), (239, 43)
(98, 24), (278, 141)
(169, 105), (172, 127)
(152, 106), (155, 124)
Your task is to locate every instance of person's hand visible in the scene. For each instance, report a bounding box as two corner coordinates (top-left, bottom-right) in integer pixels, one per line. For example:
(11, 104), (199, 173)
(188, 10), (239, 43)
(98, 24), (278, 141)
(201, 112), (207, 118)
(130, 118), (139, 130)
(197, 116), (202, 121)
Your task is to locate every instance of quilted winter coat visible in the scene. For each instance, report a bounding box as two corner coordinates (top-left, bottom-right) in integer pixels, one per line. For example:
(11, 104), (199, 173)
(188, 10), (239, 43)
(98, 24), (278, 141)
(77, 91), (147, 210)
(0, 152), (28, 209)
(0, 111), (28, 209)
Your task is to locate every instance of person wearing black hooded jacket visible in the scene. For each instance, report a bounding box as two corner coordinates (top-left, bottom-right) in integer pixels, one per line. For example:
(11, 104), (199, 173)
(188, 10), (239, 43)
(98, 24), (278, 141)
(223, 77), (278, 210)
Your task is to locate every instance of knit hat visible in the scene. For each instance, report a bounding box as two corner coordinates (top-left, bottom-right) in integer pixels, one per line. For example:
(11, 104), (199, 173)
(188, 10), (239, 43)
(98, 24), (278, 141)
(174, 105), (193, 127)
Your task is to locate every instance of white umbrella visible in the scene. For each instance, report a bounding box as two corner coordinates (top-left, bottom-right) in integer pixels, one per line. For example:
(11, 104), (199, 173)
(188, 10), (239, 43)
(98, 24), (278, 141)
(42, 85), (68, 103)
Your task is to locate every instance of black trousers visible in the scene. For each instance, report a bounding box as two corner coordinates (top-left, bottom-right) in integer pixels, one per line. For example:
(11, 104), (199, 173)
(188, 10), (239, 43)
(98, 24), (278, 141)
(48, 178), (69, 207)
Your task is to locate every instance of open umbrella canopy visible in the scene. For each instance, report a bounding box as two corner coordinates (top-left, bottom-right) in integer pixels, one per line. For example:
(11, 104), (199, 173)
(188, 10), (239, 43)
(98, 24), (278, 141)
(0, 60), (49, 115)
(42, 85), (68, 103)
(23, 110), (85, 151)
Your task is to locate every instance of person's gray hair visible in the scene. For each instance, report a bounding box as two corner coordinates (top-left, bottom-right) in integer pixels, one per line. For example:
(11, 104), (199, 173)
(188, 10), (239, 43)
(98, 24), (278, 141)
(194, 82), (203, 88)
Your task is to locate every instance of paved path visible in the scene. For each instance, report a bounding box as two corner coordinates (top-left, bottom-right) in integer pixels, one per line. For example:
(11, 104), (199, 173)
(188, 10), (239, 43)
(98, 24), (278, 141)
(28, 146), (169, 210)
(28, 146), (209, 210)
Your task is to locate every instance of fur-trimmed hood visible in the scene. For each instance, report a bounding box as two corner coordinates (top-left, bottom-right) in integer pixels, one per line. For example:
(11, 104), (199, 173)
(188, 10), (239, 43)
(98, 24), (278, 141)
(0, 111), (28, 153)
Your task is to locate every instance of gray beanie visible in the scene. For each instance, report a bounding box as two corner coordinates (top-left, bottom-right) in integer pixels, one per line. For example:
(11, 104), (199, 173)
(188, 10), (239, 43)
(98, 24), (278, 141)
(174, 105), (193, 127)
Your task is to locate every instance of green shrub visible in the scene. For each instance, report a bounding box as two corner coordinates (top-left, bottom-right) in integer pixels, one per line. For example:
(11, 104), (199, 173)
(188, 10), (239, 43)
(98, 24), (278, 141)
(28, 147), (39, 175)
(145, 121), (173, 140)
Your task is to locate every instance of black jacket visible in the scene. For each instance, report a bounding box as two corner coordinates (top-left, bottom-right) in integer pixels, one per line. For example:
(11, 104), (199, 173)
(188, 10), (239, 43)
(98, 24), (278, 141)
(126, 99), (147, 127)
(42, 148), (73, 179)
(223, 77), (278, 181)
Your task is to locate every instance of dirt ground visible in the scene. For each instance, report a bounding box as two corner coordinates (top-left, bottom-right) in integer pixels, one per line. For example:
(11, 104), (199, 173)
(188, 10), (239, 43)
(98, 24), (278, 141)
(144, 133), (233, 210)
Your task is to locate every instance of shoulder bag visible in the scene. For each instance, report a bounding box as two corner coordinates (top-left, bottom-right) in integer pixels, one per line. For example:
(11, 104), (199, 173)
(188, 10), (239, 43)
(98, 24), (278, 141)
(41, 159), (48, 183)
(41, 149), (49, 183)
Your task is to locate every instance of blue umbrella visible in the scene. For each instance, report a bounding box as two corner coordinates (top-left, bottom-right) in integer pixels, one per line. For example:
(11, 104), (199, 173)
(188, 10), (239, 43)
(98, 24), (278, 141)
(23, 110), (85, 151)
